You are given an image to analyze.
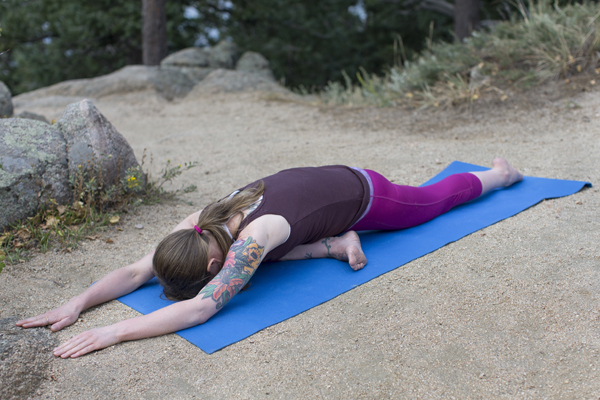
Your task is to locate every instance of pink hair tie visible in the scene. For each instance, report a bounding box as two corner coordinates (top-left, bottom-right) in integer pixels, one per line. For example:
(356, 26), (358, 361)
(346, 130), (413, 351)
(194, 225), (203, 234)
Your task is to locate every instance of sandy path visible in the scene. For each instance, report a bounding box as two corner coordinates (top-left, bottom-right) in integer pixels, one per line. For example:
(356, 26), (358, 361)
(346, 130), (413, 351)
(2, 86), (599, 399)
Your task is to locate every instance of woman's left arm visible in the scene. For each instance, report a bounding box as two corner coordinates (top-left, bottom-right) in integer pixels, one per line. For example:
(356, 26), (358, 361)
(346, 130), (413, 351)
(54, 215), (289, 358)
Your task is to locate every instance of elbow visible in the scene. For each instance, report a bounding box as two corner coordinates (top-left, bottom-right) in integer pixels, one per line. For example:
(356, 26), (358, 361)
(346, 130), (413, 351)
(194, 311), (210, 326)
(188, 306), (211, 326)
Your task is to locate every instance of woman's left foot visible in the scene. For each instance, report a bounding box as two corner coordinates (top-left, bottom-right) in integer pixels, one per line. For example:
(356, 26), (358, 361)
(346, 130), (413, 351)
(492, 157), (524, 187)
(326, 231), (367, 270)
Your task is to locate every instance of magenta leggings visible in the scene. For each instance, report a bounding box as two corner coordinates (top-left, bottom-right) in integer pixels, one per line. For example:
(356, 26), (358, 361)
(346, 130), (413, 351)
(349, 170), (482, 231)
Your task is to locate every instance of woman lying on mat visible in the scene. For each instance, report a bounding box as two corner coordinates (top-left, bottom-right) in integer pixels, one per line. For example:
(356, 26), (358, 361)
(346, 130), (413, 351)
(17, 158), (523, 358)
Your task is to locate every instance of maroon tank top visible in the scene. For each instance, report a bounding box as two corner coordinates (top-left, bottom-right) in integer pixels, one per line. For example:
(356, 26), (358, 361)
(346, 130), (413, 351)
(237, 166), (370, 262)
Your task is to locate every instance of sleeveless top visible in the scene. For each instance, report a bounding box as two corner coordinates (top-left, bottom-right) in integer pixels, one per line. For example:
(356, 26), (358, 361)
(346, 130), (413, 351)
(237, 165), (370, 262)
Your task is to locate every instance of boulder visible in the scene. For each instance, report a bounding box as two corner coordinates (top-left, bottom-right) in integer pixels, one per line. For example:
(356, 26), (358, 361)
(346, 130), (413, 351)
(12, 65), (197, 103)
(188, 69), (286, 96)
(0, 119), (70, 230)
(16, 111), (49, 124)
(12, 95), (93, 110)
(236, 51), (275, 81)
(160, 41), (241, 84)
(161, 47), (211, 68)
(56, 99), (143, 189)
(209, 40), (239, 69)
(0, 99), (143, 231)
(12, 42), (272, 105)
(0, 317), (57, 400)
(0, 81), (13, 117)
(159, 65), (214, 89)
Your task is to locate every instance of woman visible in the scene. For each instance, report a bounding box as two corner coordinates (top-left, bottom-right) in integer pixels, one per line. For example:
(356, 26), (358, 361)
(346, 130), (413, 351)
(17, 158), (523, 358)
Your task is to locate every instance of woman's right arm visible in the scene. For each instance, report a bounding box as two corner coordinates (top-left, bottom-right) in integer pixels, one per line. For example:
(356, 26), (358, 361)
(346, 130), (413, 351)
(16, 251), (156, 331)
(16, 209), (204, 331)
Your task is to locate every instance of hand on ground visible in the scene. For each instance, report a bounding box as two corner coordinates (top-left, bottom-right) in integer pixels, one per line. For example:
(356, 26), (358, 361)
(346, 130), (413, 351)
(16, 302), (81, 332)
(53, 326), (120, 358)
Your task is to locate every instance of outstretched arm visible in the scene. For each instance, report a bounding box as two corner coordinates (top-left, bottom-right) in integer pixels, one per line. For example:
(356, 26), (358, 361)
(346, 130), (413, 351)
(17, 210), (204, 331)
(16, 251), (155, 331)
(53, 215), (289, 358)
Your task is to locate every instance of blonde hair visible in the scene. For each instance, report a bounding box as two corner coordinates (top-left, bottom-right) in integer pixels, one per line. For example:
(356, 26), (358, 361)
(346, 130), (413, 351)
(153, 182), (265, 300)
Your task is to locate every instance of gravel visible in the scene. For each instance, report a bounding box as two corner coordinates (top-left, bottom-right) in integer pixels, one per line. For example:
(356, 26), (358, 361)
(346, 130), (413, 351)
(1, 84), (598, 399)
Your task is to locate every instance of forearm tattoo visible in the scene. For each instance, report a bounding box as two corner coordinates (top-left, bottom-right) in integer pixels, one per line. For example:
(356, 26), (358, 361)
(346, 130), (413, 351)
(200, 236), (264, 309)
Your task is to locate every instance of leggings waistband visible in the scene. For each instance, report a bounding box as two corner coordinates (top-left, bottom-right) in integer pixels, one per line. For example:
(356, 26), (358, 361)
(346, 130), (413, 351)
(350, 167), (374, 228)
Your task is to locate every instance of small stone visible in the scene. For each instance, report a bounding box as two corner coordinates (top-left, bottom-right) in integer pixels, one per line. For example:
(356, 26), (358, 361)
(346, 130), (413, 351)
(135, 224), (144, 229)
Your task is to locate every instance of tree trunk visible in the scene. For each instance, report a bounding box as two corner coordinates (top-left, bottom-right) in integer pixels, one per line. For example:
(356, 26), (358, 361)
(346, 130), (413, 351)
(454, 0), (480, 41)
(142, 0), (167, 65)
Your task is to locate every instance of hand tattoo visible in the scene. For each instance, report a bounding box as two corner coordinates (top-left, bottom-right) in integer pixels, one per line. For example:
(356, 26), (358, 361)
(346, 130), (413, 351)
(200, 236), (264, 309)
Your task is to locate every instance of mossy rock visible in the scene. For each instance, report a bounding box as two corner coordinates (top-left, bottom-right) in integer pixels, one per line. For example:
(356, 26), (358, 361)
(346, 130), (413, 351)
(0, 119), (70, 231)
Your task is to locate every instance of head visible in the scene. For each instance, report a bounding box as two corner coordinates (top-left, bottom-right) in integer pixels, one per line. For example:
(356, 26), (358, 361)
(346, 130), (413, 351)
(152, 182), (264, 301)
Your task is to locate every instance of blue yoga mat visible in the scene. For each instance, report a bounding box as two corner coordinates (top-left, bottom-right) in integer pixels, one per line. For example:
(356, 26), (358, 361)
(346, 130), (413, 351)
(118, 162), (591, 354)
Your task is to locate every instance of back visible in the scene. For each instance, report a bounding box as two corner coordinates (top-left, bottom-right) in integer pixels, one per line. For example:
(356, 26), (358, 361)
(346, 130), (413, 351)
(238, 166), (370, 261)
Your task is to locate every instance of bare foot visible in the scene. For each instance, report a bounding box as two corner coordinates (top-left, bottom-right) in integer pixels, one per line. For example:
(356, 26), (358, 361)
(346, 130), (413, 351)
(492, 157), (524, 187)
(325, 231), (367, 271)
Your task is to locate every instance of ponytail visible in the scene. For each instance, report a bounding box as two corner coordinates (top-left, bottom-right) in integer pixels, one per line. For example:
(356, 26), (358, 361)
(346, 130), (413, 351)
(153, 182), (265, 300)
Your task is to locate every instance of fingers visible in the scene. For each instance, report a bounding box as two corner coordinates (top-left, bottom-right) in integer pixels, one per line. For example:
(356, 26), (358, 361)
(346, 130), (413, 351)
(50, 316), (74, 332)
(54, 332), (96, 358)
(16, 314), (52, 328)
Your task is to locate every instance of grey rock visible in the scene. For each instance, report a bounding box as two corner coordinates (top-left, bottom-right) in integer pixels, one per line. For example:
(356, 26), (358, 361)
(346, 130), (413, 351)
(161, 47), (211, 68)
(160, 65), (214, 83)
(236, 51), (275, 81)
(160, 42), (240, 85)
(209, 41), (239, 69)
(0, 317), (57, 400)
(56, 99), (144, 189)
(16, 111), (49, 124)
(188, 69), (286, 96)
(12, 95), (92, 110)
(12, 43), (272, 105)
(152, 67), (200, 100)
(0, 81), (13, 117)
(0, 119), (70, 230)
(13, 65), (197, 102)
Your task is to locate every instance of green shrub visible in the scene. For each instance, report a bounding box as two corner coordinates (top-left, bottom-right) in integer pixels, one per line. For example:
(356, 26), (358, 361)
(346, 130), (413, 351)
(0, 151), (199, 266)
(322, 1), (600, 107)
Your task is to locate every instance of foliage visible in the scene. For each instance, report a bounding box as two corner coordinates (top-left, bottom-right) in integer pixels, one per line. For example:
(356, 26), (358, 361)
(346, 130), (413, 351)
(322, 1), (600, 107)
(213, 0), (457, 89)
(0, 152), (199, 267)
(0, 0), (202, 95)
(1, 0), (514, 95)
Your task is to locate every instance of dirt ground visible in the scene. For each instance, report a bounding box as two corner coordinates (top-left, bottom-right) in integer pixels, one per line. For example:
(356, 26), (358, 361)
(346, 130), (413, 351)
(2, 80), (599, 399)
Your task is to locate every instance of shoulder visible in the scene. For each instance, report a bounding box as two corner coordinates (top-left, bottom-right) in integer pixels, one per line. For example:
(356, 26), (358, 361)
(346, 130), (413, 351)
(238, 214), (290, 253)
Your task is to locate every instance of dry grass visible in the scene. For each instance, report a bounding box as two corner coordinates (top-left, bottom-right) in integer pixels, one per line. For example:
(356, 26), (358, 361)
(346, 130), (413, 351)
(322, 1), (600, 108)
